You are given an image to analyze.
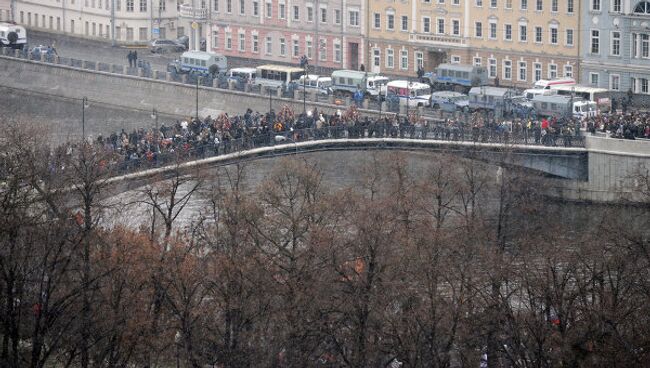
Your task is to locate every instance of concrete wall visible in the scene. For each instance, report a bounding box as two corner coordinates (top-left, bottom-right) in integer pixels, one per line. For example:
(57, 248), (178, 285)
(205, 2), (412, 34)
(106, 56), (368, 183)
(0, 55), (377, 119)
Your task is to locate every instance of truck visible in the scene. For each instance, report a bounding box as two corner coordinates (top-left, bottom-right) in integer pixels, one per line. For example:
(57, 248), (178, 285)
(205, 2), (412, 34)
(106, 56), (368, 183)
(530, 94), (598, 120)
(0, 22), (27, 49)
(423, 63), (488, 92)
(468, 87), (516, 115)
(330, 70), (389, 99)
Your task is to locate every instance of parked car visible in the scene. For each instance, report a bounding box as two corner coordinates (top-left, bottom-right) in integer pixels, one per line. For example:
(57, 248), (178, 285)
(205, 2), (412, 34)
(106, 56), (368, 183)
(176, 35), (189, 50)
(150, 39), (185, 53)
(430, 91), (469, 112)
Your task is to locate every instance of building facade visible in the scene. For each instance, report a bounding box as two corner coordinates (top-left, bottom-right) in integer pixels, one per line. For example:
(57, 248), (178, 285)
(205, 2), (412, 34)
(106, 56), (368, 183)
(580, 0), (650, 96)
(366, 0), (470, 78)
(206, 0), (366, 71)
(14, 0), (179, 44)
(468, 0), (581, 88)
(0, 0), (12, 21)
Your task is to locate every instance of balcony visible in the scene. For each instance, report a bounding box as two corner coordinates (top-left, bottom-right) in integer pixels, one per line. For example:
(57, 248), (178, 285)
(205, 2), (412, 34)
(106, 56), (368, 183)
(179, 4), (208, 20)
(410, 33), (467, 47)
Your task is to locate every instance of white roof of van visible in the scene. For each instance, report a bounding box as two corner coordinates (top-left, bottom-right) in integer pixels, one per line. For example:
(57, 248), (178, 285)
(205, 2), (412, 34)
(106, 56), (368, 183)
(182, 51), (223, 60)
(257, 64), (304, 72)
(387, 80), (429, 89)
(229, 67), (256, 73)
(469, 87), (513, 97)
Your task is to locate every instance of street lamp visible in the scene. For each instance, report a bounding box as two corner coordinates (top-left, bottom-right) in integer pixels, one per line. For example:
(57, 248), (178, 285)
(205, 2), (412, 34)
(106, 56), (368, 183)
(151, 108), (159, 150)
(195, 76), (200, 120)
(274, 132), (299, 155)
(81, 97), (89, 140)
(300, 55), (309, 117)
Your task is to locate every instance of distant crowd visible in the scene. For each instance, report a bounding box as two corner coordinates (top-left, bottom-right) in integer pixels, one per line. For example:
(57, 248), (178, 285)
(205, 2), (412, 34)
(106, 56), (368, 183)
(585, 111), (650, 140)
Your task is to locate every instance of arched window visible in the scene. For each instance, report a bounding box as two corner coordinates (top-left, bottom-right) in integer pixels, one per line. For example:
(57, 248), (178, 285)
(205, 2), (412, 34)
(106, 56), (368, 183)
(635, 1), (650, 13)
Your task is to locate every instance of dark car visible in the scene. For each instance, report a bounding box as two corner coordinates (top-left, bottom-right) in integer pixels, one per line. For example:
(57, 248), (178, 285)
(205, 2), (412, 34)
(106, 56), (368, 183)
(150, 39), (184, 53)
(175, 35), (189, 50)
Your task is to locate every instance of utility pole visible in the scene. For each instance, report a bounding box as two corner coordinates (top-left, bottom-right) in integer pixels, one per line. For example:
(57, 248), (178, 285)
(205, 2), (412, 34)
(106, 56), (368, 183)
(82, 97), (88, 139)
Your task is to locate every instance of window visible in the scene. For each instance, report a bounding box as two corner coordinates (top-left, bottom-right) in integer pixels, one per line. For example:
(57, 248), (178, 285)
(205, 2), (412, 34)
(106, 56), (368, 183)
(423, 17), (431, 33)
(157, 0), (164, 11)
(451, 55), (461, 63)
(126, 27), (133, 40)
(349, 10), (359, 26)
(212, 30), (219, 49)
(591, 29), (600, 54)
(488, 58), (497, 78)
(611, 31), (620, 56)
(265, 36), (272, 55)
(306, 39), (312, 58)
(642, 78), (649, 94)
(551, 0), (557, 11)
(226, 0), (231, 12)
(504, 24), (512, 41)
(373, 49), (380, 67)
(567, 0), (573, 13)
(519, 25), (527, 41)
(536, 0), (542, 11)
(416, 52), (424, 70)
(521, 0), (527, 10)
(335, 9), (341, 24)
(279, 2), (285, 18)
(293, 6), (299, 20)
(476, 0), (483, 6)
(452, 19), (460, 35)
(535, 26), (542, 43)
(489, 22), (497, 39)
(138, 27), (147, 40)
(400, 50), (408, 70)
(226, 32), (232, 49)
(320, 7), (327, 23)
(590, 72), (599, 86)
(591, 0), (600, 11)
(126, 0), (134, 11)
(475, 22), (482, 38)
(402, 16), (408, 31)
(610, 74), (620, 91)
(503, 60), (512, 80)
(548, 63), (557, 79)
(293, 39), (299, 57)
(631, 77), (638, 93)
(612, 0), (621, 12)
(534, 63), (542, 81)
(386, 48), (394, 68)
(473, 57), (482, 66)
(438, 18), (445, 34)
(139, 0), (146, 12)
(266, 1), (272, 17)
(550, 26), (558, 44)
(635, 1), (650, 13)
(566, 29), (574, 46)
(505, 0), (512, 8)
(280, 38), (286, 56)
(643, 34), (650, 58)
(374, 13), (380, 28)
(490, 0), (497, 7)
(240, 0), (245, 15)
(334, 42), (341, 62)
(518, 61), (527, 81)
(387, 14), (395, 30)
(319, 39), (327, 61)
(116, 0), (121, 11)
(563, 65), (572, 77)
(253, 1), (259, 15)
(238, 33), (245, 51)
(252, 34), (258, 52)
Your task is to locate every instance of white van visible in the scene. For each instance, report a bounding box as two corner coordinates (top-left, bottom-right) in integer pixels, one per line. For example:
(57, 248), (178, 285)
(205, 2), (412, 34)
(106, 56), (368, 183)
(0, 22), (27, 49)
(168, 51), (228, 74)
(297, 74), (333, 95)
(228, 67), (256, 84)
(385, 80), (432, 107)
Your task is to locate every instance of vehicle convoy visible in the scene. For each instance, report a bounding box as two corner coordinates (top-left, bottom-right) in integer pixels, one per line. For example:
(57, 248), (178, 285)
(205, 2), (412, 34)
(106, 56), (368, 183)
(423, 63), (488, 92)
(297, 74), (333, 95)
(530, 94), (598, 119)
(429, 91), (469, 112)
(384, 80), (432, 107)
(330, 70), (388, 98)
(0, 22), (27, 49)
(167, 51), (228, 75)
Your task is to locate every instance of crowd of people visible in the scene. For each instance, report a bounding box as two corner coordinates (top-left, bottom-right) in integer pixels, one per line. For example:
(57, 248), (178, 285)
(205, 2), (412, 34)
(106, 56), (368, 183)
(63, 106), (589, 174)
(584, 111), (650, 140)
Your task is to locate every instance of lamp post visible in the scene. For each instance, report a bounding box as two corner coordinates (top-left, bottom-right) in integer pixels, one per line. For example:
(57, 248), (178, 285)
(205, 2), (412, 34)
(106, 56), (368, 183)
(81, 96), (89, 140)
(195, 76), (200, 120)
(300, 55), (308, 117)
(151, 108), (159, 150)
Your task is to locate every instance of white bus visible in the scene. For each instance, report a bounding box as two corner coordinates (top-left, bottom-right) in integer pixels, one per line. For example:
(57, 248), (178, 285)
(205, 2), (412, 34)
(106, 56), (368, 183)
(0, 22), (27, 49)
(255, 64), (304, 90)
(552, 85), (612, 112)
(385, 80), (432, 107)
(228, 67), (256, 83)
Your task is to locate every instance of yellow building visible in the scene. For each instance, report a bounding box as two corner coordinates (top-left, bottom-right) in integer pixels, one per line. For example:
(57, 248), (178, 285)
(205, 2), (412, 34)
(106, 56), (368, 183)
(366, 0), (470, 77)
(467, 0), (581, 87)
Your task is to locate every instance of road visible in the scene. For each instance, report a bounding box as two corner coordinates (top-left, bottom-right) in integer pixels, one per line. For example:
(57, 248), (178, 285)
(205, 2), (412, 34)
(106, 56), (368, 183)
(29, 30), (179, 70)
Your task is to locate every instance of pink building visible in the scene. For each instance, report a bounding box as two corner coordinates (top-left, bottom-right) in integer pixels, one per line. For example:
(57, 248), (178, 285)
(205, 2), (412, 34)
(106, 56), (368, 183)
(206, 0), (366, 71)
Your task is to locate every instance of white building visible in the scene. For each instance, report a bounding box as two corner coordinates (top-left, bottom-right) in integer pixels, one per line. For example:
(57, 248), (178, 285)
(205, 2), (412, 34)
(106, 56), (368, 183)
(14, 0), (182, 44)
